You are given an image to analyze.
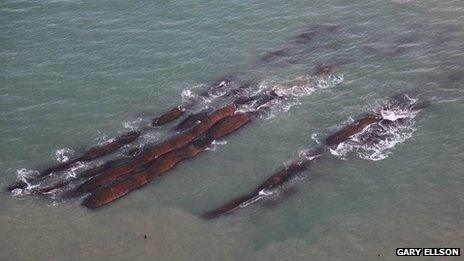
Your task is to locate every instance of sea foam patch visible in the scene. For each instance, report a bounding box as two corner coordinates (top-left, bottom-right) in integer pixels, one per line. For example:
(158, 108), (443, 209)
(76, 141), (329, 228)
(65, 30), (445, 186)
(330, 97), (420, 161)
(54, 148), (74, 163)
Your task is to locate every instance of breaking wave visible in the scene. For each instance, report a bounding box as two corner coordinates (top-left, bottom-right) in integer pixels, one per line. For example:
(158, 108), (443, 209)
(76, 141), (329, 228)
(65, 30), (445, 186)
(179, 72), (343, 118)
(273, 74), (344, 97)
(329, 96), (420, 161)
(123, 117), (144, 131)
(180, 83), (223, 112)
(205, 140), (228, 151)
(54, 148), (74, 163)
(260, 73), (344, 120)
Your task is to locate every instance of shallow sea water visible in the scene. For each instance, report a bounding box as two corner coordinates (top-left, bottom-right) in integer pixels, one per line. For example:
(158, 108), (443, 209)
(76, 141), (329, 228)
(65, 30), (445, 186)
(1, 0), (463, 260)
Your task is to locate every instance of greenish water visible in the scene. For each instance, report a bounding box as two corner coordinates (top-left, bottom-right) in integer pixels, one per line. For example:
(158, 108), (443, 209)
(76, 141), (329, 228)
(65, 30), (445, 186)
(1, 0), (463, 260)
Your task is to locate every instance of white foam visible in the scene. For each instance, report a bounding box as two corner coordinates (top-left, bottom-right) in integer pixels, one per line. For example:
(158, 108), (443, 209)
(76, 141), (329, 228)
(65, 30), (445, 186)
(181, 88), (195, 101)
(357, 124), (415, 161)
(205, 140), (228, 151)
(316, 74), (344, 90)
(298, 150), (322, 161)
(329, 107), (419, 161)
(261, 98), (300, 120)
(123, 117), (143, 131)
(11, 185), (38, 196)
(239, 195), (264, 208)
(263, 74), (343, 120)
(66, 161), (86, 178)
(329, 143), (351, 160)
(54, 148), (74, 163)
(311, 133), (323, 145)
(379, 106), (419, 121)
(16, 168), (39, 181)
(181, 84), (215, 111)
(141, 131), (159, 144)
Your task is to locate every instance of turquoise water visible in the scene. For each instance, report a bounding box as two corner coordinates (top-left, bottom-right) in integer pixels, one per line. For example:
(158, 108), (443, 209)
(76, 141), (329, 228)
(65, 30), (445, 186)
(1, 0), (463, 260)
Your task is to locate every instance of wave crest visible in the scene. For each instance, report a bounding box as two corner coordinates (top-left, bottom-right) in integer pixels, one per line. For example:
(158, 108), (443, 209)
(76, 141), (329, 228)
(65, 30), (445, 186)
(330, 104), (419, 161)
